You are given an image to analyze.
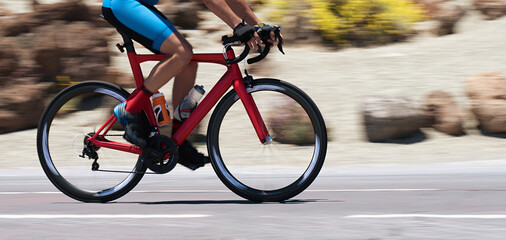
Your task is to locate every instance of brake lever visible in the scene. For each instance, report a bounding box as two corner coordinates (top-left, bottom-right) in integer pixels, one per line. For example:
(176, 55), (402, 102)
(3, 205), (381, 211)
(274, 26), (285, 54)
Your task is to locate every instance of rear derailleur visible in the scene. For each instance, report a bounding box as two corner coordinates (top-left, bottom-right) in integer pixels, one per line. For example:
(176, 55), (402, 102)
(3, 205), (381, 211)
(80, 133), (102, 171)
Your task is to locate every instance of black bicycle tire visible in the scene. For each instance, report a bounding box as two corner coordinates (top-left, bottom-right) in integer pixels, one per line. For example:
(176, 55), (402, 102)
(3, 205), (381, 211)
(207, 79), (327, 202)
(37, 81), (147, 203)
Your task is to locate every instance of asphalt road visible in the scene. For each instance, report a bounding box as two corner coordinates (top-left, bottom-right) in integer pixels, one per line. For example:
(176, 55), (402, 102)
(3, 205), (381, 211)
(0, 161), (505, 239)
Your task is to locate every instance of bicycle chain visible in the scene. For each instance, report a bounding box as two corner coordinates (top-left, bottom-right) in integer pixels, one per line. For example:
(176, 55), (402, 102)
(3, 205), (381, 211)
(101, 134), (124, 137)
(84, 133), (179, 175)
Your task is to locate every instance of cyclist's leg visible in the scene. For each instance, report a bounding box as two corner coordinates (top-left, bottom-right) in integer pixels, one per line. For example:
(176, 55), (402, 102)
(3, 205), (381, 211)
(156, 35), (209, 170)
(151, 36), (209, 170)
(170, 60), (197, 141)
(105, 1), (188, 142)
(172, 61), (198, 112)
(143, 32), (194, 93)
(106, 0), (209, 169)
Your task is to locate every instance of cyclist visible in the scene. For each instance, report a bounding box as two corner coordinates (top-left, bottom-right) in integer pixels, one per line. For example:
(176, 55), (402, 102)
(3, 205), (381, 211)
(102, 0), (277, 170)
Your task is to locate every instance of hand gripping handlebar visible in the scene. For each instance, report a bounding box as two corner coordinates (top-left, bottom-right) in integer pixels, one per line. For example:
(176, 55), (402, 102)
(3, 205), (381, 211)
(221, 25), (284, 65)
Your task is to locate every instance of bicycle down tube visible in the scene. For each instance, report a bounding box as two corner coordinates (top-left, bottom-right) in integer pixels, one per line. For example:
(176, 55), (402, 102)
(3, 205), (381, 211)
(88, 47), (271, 153)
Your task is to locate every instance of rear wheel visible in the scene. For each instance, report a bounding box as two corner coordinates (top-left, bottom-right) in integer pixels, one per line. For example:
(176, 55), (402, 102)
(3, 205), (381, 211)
(207, 79), (327, 202)
(37, 81), (146, 203)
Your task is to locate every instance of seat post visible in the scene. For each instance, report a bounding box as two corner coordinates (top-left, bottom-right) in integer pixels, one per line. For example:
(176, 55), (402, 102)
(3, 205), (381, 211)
(118, 31), (136, 53)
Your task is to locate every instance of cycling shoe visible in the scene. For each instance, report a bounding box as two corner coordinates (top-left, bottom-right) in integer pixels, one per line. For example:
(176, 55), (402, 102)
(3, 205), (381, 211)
(178, 140), (211, 170)
(113, 102), (150, 148)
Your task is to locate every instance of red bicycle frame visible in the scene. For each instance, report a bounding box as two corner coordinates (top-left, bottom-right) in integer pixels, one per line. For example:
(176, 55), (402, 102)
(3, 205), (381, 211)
(88, 47), (271, 155)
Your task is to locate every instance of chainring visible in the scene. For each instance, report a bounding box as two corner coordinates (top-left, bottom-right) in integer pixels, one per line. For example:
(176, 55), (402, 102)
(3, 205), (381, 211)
(142, 135), (179, 174)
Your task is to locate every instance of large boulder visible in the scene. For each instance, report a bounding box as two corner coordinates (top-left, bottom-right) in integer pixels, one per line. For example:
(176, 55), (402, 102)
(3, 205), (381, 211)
(87, 3), (114, 28)
(362, 95), (426, 142)
(0, 79), (50, 133)
(423, 91), (464, 135)
(0, 7), (12, 17)
(474, 0), (506, 20)
(0, 2), (132, 133)
(159, 0), (202, 29)
(0, 39), (19, 81)
(32, 22), (110, 83)
(433, 3), (466, 36)
(1, 0), (91, 36)
(466, 72), (506, 133)
(413, 0), (467, 36)
(267, 100), (315, 145)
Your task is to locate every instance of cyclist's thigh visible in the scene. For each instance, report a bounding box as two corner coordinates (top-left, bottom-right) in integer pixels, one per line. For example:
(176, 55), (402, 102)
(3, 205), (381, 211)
(107, 0), (178, 52)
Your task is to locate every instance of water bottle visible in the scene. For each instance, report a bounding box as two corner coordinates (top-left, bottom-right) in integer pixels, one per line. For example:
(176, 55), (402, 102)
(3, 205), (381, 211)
(174, 85), (205, 121)
(152, 92), (171, 126)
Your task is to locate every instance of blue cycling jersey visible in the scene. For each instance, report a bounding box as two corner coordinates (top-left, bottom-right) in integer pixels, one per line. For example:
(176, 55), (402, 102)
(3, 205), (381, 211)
(102, 0), (176, 52)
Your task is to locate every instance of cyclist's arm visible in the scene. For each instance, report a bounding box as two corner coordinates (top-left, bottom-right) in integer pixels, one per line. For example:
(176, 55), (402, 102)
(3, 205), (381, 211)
(202, 0), (262, 49)
(225, 0), (277, 45)
(202, 0), (243, 28)
(224, 0), (261, 26)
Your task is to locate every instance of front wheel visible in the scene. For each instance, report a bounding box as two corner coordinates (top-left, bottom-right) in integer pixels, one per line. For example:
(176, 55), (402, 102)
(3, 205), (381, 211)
(207, 79), (327, 202)
(37, 81), (146, 203)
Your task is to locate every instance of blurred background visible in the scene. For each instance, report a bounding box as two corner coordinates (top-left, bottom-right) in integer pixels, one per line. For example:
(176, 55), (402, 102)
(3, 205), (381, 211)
(0, 0), (505, 166)
(0, 1), (505, 239)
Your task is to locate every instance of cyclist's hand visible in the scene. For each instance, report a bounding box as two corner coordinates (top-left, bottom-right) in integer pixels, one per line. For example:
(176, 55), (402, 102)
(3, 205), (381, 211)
(233, 23), (254, 42)
(233, 22), (262, 51)
(255, 24), (283, 46)
(232, 22), (284, 52)
(249, 32), (262, 51)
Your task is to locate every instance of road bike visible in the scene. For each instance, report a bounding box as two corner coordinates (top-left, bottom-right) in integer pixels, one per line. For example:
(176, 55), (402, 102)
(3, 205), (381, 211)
(37, 27), (327, 203)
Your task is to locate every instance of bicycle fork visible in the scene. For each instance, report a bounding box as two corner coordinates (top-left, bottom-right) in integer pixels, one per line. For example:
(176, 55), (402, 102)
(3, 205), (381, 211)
(233, 77), (272, 145)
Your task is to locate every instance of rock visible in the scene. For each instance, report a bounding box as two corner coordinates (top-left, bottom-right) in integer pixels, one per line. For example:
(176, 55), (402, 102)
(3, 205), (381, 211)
(414, 0), (467, 36)
(466, 72), (506, 101)
(413, 0), (445, 17)
(0, 82), (51, 133)
(87, 4), (114, 28)
(0, 39), (19, 80)
(362, 95), (425, 142)
(423, 91), (464, 135)
(2, 0), (91, 36)
(159, 0), (202, 29)
(32, 22), (110, 82)
(0, 7), (12, 17)
(433, 3), (467, 36)
(472, 100), (506, 132)
(0, 19), (128, 133)
(474, 0), (506, 20)
(173, 2), (202, 29)
(268, 100), (315, 145)
(466, 72), (506, 133)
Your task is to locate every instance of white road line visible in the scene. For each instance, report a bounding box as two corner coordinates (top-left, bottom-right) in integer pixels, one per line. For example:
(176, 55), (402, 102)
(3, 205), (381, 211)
(344, 214), (506, 219)
(0, 189), (440, 195)
(0, 192), (61, 195)
(131, 190), (230, 193)
(0, 214), (209, 219)
(306, 189), (440, 192)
